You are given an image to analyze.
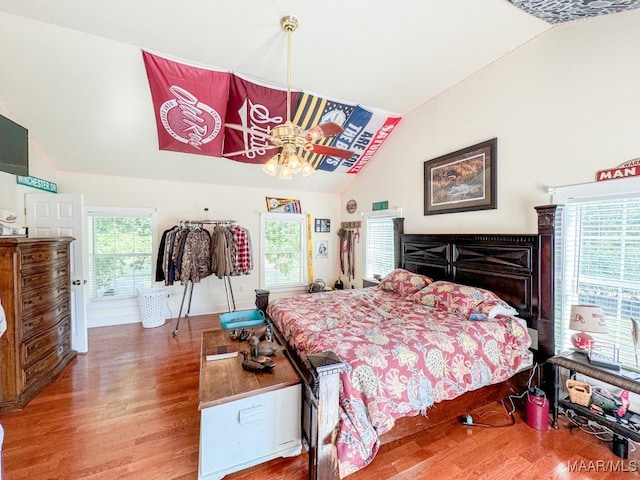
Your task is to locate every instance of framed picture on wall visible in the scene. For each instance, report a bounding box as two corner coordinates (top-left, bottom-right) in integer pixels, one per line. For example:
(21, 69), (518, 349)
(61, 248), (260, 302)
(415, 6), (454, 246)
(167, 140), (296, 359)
(314, 218), (330, 233)
(315, 240), (328, 259)
(423, 138), (497, 215)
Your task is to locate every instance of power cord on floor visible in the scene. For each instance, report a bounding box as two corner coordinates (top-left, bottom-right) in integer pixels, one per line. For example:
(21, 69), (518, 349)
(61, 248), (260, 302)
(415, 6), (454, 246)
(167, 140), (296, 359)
(459, 362), (542, 429)
(459, 399), (516, 428)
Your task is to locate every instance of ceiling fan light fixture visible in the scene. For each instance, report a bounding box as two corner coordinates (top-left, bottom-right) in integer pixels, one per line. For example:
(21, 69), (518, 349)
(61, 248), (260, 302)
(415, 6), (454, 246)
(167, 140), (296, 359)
(278, 163), (292, 180)
(301, 161), (316, 177)
(220, 15), (351, 179)
(285, 149), (302, 174)
(262, 155), (279, 176)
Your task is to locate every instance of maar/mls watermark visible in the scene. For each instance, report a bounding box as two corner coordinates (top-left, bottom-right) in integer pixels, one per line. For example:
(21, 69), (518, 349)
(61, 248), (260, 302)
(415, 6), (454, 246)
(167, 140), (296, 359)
(568, 460), (638, 473)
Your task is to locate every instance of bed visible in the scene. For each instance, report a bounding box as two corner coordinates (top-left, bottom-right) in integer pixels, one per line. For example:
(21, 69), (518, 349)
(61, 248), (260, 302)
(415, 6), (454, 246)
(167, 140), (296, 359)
(260, 205), (558, 480)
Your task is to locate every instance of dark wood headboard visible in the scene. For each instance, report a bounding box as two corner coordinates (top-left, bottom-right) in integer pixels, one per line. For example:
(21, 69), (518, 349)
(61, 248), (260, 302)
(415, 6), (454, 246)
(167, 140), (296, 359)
(398, 233), (539, 327)
(393, 205), (559, 362)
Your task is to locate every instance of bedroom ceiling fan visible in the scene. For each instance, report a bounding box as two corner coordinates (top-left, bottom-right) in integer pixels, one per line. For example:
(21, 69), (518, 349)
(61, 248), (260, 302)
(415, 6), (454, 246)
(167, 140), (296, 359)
(224, 15), (355, 179)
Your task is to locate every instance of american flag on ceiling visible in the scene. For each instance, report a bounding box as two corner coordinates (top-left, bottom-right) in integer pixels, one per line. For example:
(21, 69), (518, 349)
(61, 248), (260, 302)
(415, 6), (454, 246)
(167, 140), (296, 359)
(142, 50), (402, 174)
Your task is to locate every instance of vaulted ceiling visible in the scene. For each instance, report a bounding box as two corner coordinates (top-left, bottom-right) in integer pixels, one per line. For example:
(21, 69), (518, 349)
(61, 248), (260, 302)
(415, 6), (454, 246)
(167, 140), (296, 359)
(0, 1), (624, 193)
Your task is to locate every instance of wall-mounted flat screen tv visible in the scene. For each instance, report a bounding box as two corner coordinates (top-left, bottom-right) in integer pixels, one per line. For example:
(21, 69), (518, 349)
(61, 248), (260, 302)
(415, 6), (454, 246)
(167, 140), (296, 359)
(0, 113), (28, 176)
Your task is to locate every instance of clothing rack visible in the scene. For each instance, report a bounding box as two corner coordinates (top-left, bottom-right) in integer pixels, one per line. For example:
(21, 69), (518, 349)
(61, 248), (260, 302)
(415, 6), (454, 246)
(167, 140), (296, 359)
(178, 219), (236, 228)
(171, 217), (242, 336)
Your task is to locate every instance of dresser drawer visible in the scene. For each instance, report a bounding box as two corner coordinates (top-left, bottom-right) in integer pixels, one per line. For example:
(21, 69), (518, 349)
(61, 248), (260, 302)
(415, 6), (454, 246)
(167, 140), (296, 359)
(19, 244), (69, 268)
(24, 335), (72, 387)
(21, 278), (70, 317)
(22, 298), (70, 339)
(22, 316), (72, 367)
(21, 259), (70, 293)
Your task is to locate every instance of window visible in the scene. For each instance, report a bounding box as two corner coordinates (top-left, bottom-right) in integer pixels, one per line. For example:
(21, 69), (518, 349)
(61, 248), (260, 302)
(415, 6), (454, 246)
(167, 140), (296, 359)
(260, 212), (307, 290)
(554, 191), (640, 370)
(364, 209), (401, 281)
(87, 207), (157, 300)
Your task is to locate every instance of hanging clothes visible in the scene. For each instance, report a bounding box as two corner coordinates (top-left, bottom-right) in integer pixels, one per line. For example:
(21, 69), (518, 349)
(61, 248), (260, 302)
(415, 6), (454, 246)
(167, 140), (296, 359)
(211, 225), (234, 279)
(180, 228), (212, 284)
(157, 221), (254, 284)
(156, 226), (174, 282)
(157, 225), (212, 285)
(231, 225), (253, 275)
(210, 225), (254, 278)
(338, 228), (357, 282)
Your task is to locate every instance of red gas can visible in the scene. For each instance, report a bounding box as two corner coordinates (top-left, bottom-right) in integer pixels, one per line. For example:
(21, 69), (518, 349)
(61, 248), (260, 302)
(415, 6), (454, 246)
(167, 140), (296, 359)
(525, 387), (549, 431)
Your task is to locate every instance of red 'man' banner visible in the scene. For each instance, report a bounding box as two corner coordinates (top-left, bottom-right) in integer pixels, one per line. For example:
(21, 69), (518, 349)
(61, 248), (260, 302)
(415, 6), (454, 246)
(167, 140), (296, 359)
(142, 51), (230, 157)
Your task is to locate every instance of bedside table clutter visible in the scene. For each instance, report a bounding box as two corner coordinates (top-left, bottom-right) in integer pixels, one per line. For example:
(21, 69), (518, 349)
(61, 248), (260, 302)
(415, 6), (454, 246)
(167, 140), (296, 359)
(549, 351), (640, 458)
(198, 329), (301, 480)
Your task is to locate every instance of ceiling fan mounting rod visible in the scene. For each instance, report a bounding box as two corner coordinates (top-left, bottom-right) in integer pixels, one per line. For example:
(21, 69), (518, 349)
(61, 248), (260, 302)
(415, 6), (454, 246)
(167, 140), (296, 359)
(281, 15), (298, 124)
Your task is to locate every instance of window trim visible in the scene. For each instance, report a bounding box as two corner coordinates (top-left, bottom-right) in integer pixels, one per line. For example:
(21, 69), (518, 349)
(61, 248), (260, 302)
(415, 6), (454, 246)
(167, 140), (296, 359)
(259, 212), (308, 292)
(86, 206), (158, 303)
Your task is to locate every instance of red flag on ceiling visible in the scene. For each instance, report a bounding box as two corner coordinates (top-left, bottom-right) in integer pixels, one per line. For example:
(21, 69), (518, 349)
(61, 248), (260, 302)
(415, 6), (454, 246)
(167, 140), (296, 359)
(222, 73), (300, 165)
(142, 50), (230, 157)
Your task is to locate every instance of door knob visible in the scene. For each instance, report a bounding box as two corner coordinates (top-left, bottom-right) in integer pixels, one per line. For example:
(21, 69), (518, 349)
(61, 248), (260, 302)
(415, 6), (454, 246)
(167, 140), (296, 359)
(72, 280), (81, 285)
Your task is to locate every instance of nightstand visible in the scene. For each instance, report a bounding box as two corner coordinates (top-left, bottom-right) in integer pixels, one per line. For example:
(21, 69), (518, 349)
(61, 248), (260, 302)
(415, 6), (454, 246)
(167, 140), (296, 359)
(548, 351), (640, 456)
(362, 278), (380, 288)
(198, 329), (302, 479)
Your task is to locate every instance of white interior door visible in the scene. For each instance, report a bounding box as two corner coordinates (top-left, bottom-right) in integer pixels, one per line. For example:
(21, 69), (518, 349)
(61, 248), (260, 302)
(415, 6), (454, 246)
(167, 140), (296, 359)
(25, 193), (88, 353)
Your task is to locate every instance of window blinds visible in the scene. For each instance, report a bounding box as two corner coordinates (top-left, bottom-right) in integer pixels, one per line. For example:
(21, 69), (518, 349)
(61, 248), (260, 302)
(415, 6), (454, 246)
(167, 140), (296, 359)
(556, 197), (640, 370)
(365, 215), (396, 280)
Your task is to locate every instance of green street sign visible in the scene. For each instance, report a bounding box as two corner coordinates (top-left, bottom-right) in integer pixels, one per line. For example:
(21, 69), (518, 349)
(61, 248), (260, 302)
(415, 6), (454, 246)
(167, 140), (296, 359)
(16, 175), (58, 193)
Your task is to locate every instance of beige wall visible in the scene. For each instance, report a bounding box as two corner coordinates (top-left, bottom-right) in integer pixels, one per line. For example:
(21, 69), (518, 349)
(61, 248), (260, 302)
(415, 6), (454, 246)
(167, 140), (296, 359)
(0, 113), (58, 225)
(342, 9), (640, 282)
(58, 172), (340, 326)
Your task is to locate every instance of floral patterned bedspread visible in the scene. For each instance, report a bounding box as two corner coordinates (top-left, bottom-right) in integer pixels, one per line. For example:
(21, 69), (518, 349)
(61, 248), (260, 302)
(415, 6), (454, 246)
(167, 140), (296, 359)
(267, 287), (532, 478)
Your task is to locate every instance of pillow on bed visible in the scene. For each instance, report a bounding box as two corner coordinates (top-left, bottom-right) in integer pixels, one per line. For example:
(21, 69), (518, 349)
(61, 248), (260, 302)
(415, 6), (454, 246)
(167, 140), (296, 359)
(377, 268), (433, 296)
(408, 280), (517, 319)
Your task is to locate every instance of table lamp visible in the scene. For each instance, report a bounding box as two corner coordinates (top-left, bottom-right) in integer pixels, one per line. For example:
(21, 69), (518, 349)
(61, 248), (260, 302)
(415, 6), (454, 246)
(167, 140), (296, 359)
(569, 304), (607, 351)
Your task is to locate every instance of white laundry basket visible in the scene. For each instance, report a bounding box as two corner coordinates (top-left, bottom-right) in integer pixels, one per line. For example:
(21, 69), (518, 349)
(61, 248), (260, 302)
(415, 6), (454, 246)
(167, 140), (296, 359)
(137, 288), (168, 328)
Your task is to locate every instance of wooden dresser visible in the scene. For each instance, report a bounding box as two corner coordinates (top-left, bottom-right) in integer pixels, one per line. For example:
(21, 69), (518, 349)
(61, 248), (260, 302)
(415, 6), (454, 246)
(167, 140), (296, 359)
(0, 237), (77, 412)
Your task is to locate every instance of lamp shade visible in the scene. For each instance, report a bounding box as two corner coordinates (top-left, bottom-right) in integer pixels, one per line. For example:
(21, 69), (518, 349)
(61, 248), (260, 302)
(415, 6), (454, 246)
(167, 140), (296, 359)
(569, 304), (608, 334)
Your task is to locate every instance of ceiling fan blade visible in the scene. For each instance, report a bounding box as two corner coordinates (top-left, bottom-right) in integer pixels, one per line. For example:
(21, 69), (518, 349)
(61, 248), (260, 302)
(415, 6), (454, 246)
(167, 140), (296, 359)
(224, 123), (273, 141)
(302, 122), (344, 142)
(311, 144), (354, 159)
(224, 145), (279, 157)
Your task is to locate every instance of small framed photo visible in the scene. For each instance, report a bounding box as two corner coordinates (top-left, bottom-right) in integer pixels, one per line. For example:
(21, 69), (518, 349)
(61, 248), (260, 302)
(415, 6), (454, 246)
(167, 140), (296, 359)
(315, 240), (328, 259)
(314, 218), (331, 233)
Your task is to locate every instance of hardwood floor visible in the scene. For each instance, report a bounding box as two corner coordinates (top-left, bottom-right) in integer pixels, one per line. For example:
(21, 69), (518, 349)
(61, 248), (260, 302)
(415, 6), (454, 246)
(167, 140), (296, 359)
(1, 314), (638, 479)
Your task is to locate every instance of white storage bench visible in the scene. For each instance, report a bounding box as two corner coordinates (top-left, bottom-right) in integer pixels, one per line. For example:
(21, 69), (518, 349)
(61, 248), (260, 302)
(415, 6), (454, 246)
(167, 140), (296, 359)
(198, 329), (302, 480)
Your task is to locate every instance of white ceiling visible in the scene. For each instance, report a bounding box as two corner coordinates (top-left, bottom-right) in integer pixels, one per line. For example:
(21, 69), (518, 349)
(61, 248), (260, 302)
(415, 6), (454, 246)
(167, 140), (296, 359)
(0, 0), (551, 193)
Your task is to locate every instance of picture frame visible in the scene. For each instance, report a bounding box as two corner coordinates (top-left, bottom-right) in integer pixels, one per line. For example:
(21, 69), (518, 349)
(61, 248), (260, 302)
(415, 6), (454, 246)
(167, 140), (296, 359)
(314, 218), (331, 233)
(315, 240), (328, 259)
(423, 138), (497, 216)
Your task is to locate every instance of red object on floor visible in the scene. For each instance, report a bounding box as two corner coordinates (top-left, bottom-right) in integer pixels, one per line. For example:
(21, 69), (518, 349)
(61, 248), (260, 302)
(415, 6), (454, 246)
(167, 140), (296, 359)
(525, 387), (550, 431)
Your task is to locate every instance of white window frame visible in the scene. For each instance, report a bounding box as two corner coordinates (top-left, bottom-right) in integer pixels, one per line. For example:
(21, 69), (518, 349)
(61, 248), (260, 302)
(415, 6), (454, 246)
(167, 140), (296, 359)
(551, 176), (640, 370)
(86, 206), (158, 303)
(363, 208), (402, 282)
(260, 212), (308, 292)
